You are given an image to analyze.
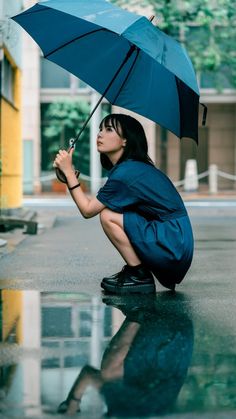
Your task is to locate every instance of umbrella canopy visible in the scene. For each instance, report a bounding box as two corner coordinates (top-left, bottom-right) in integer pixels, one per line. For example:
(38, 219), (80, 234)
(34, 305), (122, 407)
(12, 0), (200, 142)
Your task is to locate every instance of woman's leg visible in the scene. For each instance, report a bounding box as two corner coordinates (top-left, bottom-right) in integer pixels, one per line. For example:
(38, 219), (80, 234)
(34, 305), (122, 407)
(101, 319), (140, 380)
(100, 208), (141, 266)
(100, 209), (155, 294)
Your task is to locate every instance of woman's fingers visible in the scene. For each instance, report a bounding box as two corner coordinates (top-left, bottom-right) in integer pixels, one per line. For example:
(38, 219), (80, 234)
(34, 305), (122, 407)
(58, 149), (68, 156)
(53, 149), (75, 172)
(53, 148), (74, 174)
(54, 150), (67, 163)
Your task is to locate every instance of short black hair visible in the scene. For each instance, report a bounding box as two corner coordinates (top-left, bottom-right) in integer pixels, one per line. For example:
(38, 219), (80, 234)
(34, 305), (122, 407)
(99, 113), (154, 170)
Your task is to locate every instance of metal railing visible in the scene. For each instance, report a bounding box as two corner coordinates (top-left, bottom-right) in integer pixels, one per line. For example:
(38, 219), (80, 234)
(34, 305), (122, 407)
(24, 163), (236, 194)
(24, 171), (108, 184)
(174, 162), (236, 194)
(174, 170), (209, 187)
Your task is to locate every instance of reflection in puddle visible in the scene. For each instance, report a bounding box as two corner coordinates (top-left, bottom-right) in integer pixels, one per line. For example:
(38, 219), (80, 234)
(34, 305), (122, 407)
(58, 293), (193, 417)
(0, 290), (235, 417)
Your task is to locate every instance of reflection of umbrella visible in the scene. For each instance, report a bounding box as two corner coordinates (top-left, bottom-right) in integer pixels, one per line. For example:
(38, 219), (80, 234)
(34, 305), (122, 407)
(12, 0), (203, 145)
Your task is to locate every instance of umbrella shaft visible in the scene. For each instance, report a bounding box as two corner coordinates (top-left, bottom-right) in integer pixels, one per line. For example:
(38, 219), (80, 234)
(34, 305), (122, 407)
(69, 44), (137, 150)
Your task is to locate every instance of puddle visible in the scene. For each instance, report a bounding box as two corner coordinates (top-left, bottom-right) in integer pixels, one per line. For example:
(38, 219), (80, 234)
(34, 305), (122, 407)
(0, 290), (236, 417)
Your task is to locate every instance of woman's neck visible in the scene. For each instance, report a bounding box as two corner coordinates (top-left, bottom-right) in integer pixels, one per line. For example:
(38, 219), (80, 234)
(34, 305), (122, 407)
(105, 149), (124, 166)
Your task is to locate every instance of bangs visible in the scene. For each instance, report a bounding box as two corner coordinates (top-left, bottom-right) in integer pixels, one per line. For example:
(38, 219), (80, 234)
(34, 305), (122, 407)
(99, 115), (123, 136)
(99, 113), (154, 170)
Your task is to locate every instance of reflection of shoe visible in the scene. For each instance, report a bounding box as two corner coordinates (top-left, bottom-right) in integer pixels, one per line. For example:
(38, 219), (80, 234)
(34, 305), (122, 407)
(101, 265), (156, 295)
(57, 397), (81, 414)
(103, 294), (156, 310)
(102, 294), (157, 322)
(57, 400), (68, 413)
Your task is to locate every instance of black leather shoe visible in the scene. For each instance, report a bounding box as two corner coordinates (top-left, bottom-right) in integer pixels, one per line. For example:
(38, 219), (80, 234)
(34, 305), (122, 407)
(101, 265), (156, 295)
(102, 265), (128, 284)
(102, 265), (128, 285)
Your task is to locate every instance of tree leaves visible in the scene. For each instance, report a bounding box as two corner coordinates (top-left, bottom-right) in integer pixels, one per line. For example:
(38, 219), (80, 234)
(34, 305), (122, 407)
(43, 99), (90, 172)
(112, 0), (236, 88)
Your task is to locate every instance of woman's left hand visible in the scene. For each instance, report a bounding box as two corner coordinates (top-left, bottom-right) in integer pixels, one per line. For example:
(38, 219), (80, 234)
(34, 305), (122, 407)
(53, 148), (74, 176)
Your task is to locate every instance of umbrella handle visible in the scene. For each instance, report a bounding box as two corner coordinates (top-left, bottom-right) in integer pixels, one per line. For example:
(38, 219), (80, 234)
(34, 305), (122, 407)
(55, 167), (80, 184)
(55, 138), (80, 183)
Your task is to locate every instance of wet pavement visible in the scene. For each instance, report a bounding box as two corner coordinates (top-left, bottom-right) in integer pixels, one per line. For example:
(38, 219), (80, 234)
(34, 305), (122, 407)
(0, 202), (236, 418)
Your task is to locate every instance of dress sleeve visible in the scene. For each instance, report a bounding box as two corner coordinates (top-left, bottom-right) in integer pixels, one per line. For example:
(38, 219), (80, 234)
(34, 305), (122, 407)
(96, 179), (138, 213)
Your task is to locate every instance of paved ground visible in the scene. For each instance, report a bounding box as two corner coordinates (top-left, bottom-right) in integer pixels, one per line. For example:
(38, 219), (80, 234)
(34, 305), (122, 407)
(1, 197), (236, 295)
(0, 195), (236, 417)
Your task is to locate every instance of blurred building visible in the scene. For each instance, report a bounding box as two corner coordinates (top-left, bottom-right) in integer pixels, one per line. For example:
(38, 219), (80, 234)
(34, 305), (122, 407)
(21, 0), (41, 195)
(0, 0), (23, 210)
(18, 1), (236, 194)
(168, 87), (236, 191)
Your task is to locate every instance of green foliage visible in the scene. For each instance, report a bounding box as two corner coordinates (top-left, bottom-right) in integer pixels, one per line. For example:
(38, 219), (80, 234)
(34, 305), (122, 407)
(43, 99), (90, 173)
(42, 100), (112, 175)
(111, 0), (236, 88)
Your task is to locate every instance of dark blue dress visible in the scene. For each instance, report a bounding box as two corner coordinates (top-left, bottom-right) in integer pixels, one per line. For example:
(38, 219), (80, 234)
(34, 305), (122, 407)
(97, 160), (194, 288)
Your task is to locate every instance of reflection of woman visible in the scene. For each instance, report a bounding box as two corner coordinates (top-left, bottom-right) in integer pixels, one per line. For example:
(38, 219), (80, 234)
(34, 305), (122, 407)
(58, 293), (194, 416)
(53, 114), (194, 294)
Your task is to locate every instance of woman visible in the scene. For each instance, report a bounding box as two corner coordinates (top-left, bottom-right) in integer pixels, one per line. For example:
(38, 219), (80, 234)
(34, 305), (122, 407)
(53, 113), (194, 294)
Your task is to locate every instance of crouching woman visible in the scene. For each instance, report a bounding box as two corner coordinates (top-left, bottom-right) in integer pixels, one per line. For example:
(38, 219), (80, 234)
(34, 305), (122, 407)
(53, 113), (194, 294)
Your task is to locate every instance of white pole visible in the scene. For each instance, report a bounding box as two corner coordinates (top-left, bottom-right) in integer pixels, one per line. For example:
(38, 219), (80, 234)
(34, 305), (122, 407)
(90, 91), (102, 194)
(184, 159), (199, 192)
(22, 291), (42, 415)
(209, 164), (218, 194)
(90, 296), (103, 368)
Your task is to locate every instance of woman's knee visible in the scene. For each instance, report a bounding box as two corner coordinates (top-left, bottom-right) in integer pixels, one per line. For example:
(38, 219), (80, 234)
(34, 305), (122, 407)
(100, 208), (123, 228)
(100, 208), (110, 223)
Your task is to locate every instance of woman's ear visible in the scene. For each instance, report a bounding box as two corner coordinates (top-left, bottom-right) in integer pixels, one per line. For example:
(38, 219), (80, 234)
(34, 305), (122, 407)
(122, 138), (127, 147)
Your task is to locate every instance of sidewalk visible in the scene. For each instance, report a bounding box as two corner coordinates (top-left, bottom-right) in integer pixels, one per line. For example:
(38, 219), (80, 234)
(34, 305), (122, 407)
(1, 194), (236, 293)
(181, 190), (236, 201)
(1, 189), (236, 258)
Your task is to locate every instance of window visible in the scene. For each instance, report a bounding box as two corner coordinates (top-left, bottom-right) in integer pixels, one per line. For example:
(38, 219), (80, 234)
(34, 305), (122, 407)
(2, 55), (14, 103)
(40, 57), (89, 89)
(40, 57), (70, 88)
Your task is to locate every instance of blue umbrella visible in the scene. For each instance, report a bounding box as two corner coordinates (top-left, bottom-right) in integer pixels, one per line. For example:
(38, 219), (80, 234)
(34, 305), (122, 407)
(12, 0), (203, 156)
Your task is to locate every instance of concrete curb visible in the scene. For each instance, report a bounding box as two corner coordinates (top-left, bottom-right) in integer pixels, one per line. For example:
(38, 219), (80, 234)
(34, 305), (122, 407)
(0, 212), (56, 259)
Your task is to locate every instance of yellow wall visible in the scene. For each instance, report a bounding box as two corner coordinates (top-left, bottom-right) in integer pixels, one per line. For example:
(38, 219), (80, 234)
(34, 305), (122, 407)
(1, 65), (22, 210)
(1, 290), (23, 343)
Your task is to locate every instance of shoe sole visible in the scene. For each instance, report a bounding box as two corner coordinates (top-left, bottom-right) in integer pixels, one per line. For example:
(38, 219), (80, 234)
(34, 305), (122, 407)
(101, 282), (156, 295)
(101, 277), (154, 288)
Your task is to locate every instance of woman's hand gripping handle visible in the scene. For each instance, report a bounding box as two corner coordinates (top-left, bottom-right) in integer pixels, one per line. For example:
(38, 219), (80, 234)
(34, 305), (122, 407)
(53, 141), (80, 184)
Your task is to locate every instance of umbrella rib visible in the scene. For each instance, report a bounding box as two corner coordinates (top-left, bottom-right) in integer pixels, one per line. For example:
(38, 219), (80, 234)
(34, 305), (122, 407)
(18, 7), (52, 16)
(44, 28), (108, 58)
(112, 47), (140, 103)
(70, 44), (137, 147)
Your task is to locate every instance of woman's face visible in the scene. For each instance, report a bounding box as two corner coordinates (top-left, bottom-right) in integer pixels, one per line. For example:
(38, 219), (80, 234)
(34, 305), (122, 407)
(97, 120), (126, 157)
